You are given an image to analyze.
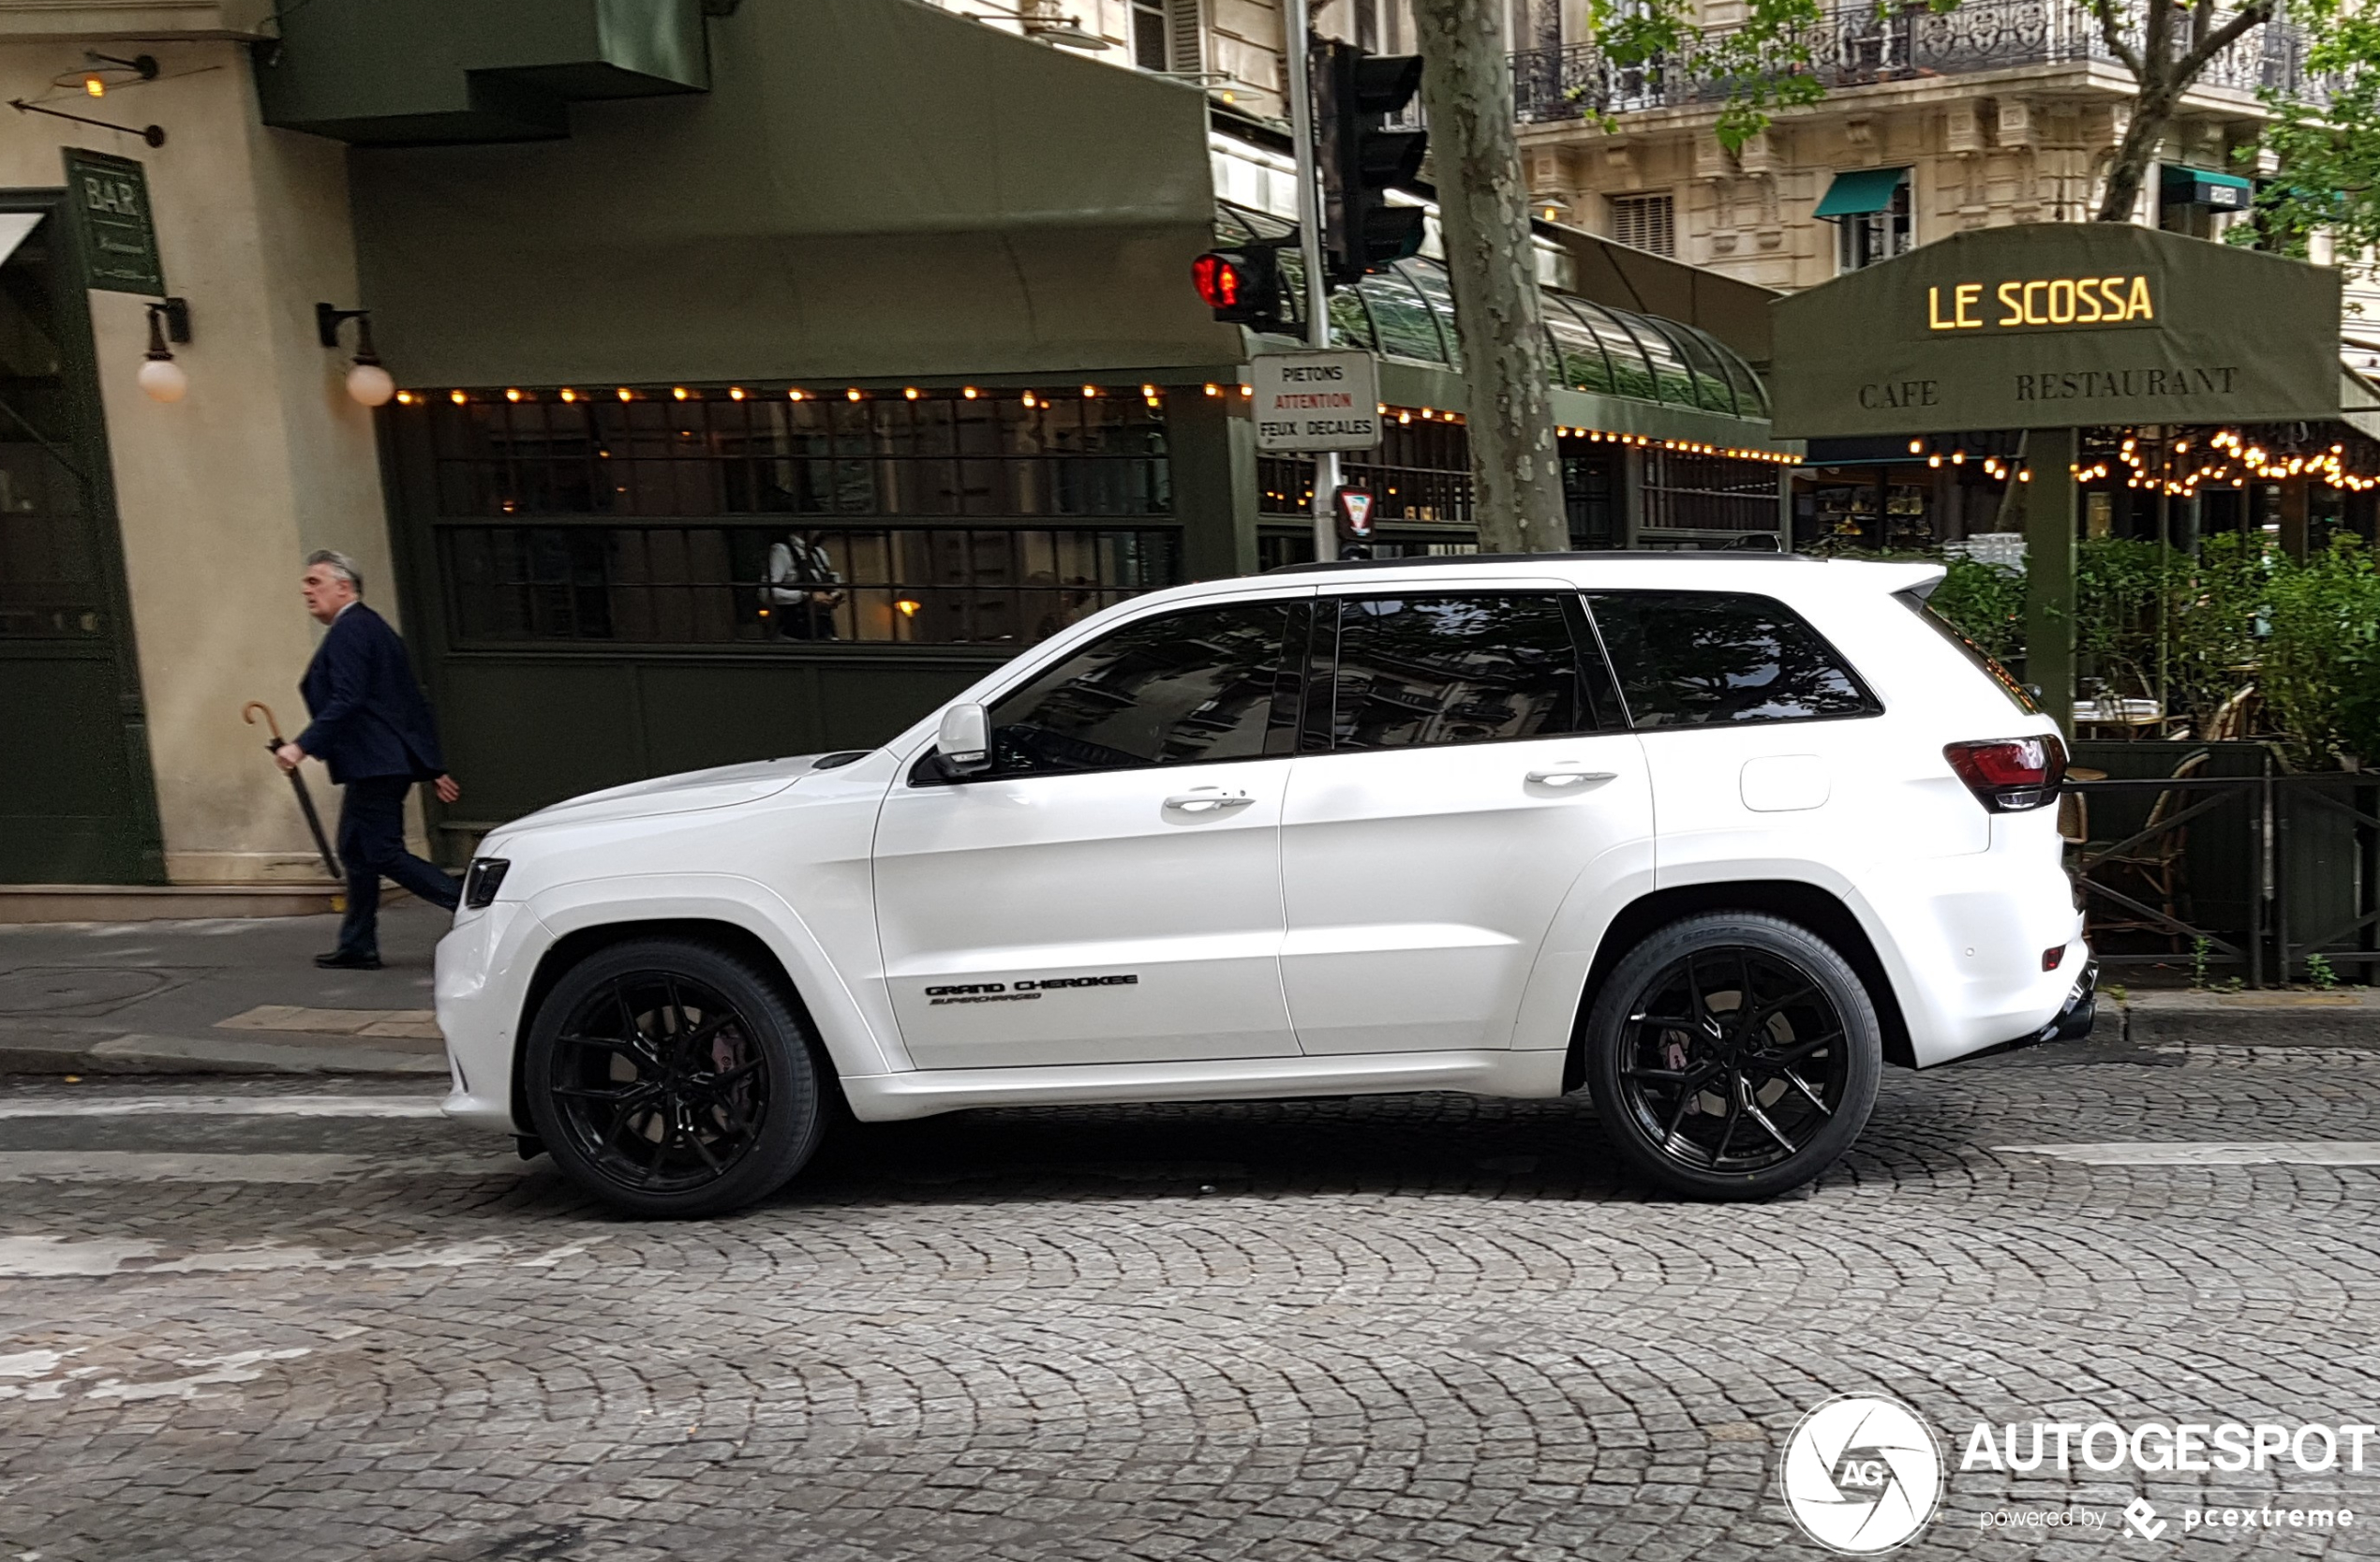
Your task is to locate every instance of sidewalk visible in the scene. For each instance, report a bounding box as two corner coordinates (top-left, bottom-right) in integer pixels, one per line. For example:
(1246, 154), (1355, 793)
(0, 901), (453, 1077)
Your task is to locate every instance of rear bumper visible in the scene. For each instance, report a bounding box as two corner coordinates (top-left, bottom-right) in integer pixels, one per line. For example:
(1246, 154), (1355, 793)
(1939, 959), (2099, 1065)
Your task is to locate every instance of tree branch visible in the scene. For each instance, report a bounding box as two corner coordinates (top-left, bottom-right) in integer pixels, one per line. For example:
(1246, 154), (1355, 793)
(2086, 0), (2145, 81)
(2174, 0), (2276, 87)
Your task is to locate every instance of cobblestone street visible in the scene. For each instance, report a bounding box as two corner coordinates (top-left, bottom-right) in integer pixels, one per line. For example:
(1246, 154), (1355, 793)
(4, 1030), (2379, 1561)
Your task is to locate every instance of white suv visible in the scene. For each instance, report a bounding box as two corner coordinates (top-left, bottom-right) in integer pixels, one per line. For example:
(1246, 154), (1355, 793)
(436, 554), (2090, 1216)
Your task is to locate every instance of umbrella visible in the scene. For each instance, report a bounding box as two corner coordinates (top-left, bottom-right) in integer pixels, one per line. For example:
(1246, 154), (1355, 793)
(242, 701), (340, 881)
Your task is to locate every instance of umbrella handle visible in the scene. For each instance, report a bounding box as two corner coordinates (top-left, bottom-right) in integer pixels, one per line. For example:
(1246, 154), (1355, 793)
(242, 700), (286, 747)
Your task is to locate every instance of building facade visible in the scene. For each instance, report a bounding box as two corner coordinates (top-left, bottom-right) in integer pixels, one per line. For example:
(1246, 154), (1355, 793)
(0, 0), (1801, 892)
(0, 0), (388, 899)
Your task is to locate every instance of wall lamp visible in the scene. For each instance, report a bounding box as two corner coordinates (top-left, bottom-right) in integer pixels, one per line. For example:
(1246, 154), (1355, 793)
(57, 52), (158, 98)
(316, 302), (394, 407)
(960, 4), (1110, 50)
(138, 296), (190, 403)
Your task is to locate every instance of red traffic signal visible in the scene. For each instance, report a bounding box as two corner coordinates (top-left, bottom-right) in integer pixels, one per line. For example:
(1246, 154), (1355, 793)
(1192, 251), (1248, 310)
(1192, 246), (1283, 326)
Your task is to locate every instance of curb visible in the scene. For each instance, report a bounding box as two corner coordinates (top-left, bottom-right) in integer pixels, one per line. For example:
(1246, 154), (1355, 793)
(0, 1033), (446, 1079)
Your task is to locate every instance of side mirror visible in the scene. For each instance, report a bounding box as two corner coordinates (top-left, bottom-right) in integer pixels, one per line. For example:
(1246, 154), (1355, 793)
(935, 702), (990, 776)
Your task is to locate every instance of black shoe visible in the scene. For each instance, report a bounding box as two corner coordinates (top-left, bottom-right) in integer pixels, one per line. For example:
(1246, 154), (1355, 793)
(314, 950), (383, 970)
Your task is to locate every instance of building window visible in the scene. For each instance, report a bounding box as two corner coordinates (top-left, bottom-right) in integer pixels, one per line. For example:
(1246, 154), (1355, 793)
(1132, 0), (1170, 70)
(440, 524), (1180, 647)
(1833, 173), (1912, 273)
(1608, 192), (1675, 258)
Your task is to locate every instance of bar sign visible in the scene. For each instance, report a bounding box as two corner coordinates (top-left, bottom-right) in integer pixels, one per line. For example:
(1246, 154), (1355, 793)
(64, 148), (165, 296)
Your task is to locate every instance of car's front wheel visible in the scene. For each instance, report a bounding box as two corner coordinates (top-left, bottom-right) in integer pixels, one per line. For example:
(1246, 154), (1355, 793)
(1584, 913), (1880, 1199)
(523, 937), (826, 1218)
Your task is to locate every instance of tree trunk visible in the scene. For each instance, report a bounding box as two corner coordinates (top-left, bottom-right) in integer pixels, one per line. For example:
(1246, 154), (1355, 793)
(2095, 89), (2180, 222)
(1411, 0), (1569, 553)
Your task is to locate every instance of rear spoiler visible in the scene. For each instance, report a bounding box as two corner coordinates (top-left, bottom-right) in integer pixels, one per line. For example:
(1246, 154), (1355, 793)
(1868, 562), (1949, 601)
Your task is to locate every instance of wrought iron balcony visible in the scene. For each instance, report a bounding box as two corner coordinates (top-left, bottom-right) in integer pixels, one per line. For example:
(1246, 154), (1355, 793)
(1511, 0), (2326, 124)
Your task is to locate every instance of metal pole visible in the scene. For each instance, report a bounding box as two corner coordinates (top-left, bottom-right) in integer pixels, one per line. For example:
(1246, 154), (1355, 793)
(1283, 0), (1338, 564)
(2025, 426), (2080, 740)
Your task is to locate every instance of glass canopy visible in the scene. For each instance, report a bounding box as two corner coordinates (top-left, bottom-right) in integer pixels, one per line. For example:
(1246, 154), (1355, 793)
(1216, 203), (1769, 422)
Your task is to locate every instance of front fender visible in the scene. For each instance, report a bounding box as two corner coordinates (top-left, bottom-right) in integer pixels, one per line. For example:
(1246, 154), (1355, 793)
(528, 874), (905, 1084)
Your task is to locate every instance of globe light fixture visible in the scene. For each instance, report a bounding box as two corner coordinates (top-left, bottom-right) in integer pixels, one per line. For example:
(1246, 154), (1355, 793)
(316, 301), (394, 407)
(138, 297), (189, 403)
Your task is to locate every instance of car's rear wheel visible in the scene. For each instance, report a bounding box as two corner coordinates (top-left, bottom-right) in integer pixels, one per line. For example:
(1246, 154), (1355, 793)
(523, 938), (826, 1218)
(1584, 913), (1880, 1199)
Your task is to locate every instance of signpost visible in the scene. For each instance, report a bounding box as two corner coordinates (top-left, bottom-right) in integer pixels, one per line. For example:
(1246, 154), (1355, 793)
(61, 149), (164, 296)
(1770, 224), (2343, 734)
(1252, 348), (1382, 454)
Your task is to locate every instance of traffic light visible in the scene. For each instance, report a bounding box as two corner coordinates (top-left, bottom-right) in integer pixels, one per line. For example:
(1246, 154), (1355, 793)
(1313, 41), (1428, 285)
(1192, 245), (1286, 328)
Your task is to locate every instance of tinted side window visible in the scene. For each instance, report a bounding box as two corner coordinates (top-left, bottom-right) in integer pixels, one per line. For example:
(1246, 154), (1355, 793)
(1327, 592), (1617, 750)
(988, 602), (1293, 776)
(1586, 590), (1879, 727)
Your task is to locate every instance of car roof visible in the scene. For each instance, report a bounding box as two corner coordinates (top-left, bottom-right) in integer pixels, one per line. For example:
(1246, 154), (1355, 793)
(1263, 549), (1809, 576)
(1239, 551), (1941, 599)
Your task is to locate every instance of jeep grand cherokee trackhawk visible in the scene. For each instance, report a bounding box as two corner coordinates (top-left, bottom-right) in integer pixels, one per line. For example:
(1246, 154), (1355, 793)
(435, 554), (2092, 1216)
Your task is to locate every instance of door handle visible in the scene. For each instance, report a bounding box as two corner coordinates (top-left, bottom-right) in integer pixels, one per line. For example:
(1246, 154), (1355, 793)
(1525, 766), (1617, 787)
(1164, 788), (1255, 812)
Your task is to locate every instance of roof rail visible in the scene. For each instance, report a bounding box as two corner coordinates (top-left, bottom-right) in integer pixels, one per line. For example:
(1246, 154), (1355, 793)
(1263, 549), (1813, 575)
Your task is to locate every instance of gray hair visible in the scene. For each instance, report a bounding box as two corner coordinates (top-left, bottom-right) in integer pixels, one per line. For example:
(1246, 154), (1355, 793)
(305, 549), (364, 596)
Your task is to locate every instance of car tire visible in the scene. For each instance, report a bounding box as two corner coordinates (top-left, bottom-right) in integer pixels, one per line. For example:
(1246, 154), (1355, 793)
(1584, 912), (1880, 1200)
(523, 937), (827, 1218)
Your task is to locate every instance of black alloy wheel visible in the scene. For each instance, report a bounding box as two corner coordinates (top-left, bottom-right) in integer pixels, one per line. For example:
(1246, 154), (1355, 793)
(1584, 913), (1880, 1199)
(524, 938), (826, 1218)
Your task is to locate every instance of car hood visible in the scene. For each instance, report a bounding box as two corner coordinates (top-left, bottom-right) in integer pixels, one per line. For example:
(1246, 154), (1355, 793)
(508, 754), (835, 831)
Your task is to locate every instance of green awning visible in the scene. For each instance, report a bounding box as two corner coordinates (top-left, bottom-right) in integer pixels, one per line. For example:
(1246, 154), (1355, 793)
(1814, 167), (1910, 219)
(2162, 165), (2253, 211)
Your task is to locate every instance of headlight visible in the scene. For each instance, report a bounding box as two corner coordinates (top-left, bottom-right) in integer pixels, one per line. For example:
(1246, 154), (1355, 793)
(462, 856), (511, 909)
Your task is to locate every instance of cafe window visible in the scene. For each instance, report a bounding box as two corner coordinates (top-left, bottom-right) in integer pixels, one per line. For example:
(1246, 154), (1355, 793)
(420, 389), (1169, 522)
(1259, 415), (1473, 525)
(1641, 450), (1786, 536)
(404, 386), (1182, 648)
(441, 523), (1179, 647)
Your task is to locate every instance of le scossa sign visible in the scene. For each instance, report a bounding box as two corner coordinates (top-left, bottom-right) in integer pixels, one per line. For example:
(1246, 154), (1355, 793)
(1769, 224), (2340, 437)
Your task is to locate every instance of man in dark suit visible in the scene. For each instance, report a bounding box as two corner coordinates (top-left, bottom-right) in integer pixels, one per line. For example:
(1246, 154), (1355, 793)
(275, 550), (462, 970)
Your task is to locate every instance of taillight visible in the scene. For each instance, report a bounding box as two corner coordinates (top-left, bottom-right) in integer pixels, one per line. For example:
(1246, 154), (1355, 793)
(1944, 735), (2066, 812)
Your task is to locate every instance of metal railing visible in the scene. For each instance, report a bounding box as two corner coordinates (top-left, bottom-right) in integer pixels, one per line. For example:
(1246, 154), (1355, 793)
(1512, 0), (2328, 123)
(2063, 749), (2378, 986)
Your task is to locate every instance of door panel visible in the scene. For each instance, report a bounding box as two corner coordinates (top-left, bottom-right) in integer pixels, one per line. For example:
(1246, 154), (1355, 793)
(871, 593), (1308, 1070)
(1278, 588), (1652, 1055)
(874, 759), (1296, 1068)
(1282, 734), (1654, 1053)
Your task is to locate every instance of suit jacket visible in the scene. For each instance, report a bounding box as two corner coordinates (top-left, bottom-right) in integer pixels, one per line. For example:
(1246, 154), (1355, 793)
(296, 602), (446, 785)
